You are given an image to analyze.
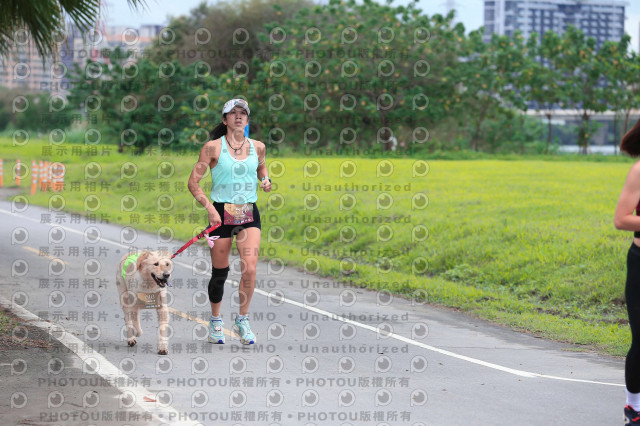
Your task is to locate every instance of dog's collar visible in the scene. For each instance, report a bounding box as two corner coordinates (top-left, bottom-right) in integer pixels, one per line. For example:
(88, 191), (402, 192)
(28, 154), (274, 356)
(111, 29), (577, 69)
(122, 253), (142, 280)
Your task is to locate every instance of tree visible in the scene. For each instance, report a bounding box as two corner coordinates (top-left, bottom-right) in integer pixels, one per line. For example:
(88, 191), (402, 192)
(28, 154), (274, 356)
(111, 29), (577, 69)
(0, 87), (16, 130)
(524, 31), (565, 153)
(246, 0), (462, 152)
(0, 0), (146, 60)
(0, 86), (75, 133)
(600, 35), (634, 155)
(556, 26), (607, 154)
(620, 52), (640, 137)
(145, 0), (312, 80)
(68, 48), (199, 153)
(181, 71), (253, 148)
(180, 0), (464, 153)
(492, 31), (532, 152)
(456, 30), (528, 151)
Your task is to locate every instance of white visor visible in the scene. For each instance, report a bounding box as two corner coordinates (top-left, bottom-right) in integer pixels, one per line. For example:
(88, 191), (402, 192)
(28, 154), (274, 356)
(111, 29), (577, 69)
(222, 99), (250, 116)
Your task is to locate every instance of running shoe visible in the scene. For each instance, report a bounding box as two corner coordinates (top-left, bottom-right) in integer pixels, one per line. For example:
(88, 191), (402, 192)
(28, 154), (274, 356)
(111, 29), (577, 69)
(208, 319), (225, 344)
(626, 405), (640, 425)
(234, 317), (255, 344)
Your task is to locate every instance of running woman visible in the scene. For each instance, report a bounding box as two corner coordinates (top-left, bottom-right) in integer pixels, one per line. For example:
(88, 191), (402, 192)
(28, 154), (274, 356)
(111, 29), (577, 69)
(188, 98), (271, 344)
(615, 119), (640, 425)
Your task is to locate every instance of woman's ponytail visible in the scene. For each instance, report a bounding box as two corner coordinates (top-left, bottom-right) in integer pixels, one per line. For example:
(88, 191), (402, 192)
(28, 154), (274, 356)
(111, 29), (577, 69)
(621, 119), (640, 157)
(210, 122), (226, 140)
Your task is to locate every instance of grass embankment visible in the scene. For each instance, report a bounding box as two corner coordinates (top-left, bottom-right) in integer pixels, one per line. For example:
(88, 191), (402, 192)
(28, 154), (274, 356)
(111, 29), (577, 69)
(1, 137), (634, 356)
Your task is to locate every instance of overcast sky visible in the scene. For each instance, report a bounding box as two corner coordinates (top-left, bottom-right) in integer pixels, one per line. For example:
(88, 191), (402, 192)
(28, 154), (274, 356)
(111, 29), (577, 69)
(101, 0), (640, 51)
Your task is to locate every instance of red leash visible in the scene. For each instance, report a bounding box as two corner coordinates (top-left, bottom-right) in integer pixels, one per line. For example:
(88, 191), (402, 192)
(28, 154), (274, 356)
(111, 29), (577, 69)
(171, 223), (221, 259)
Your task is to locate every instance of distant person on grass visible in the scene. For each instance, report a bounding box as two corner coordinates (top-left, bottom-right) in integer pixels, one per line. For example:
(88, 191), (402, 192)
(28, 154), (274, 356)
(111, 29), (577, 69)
(614, 120), (640, 425)
(187, 98), (271, 345)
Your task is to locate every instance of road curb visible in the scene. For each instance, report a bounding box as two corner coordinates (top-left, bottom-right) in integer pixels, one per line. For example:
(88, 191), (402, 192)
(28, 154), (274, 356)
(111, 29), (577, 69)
(0, 296), (200, 426)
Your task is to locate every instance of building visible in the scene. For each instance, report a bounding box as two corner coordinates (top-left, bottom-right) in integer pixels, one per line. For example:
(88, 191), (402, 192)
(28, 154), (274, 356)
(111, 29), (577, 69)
(0, 23), (162, 94)
(483, 0), (627, 48)
(0, 39), (59, 94)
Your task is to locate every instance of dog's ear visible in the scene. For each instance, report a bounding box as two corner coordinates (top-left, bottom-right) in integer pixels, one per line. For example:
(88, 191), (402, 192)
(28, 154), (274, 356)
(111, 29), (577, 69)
(136, 252), (151, 271)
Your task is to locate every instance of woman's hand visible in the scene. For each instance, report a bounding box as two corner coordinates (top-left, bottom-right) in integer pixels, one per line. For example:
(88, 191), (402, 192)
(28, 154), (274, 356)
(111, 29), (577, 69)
(260, 177), (272, 193)
(207, 206), (222, 227)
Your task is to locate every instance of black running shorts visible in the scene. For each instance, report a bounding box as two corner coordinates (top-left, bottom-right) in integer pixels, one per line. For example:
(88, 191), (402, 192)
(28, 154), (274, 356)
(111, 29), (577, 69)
(208, 202), (262, 239)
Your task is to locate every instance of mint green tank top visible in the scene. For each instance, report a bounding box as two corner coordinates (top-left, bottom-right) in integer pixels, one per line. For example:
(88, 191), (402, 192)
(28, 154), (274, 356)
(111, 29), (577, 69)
(210, 136), (259, 204)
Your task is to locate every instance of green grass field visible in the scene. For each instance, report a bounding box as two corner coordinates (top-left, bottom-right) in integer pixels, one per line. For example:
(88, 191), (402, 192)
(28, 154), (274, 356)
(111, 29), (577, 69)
(0, 137), (635, 356)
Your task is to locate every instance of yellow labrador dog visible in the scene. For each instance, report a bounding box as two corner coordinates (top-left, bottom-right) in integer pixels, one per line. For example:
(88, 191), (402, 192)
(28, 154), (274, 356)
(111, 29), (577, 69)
(116, 251), (172, 355)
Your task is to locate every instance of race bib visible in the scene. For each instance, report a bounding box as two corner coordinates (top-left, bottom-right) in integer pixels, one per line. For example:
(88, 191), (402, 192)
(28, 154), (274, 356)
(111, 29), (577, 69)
(137, 292), (161, 309)
(224, 203), (254, 225)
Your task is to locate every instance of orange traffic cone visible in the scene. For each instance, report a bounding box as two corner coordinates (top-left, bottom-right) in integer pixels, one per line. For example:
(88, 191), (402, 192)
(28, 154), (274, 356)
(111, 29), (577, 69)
(30, 160), (38, 195)
(15, 159), (21, 186)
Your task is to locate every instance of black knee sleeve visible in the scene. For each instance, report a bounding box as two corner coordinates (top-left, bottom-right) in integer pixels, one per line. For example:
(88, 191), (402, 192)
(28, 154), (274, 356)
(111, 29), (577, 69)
(208, 266), (229, 304)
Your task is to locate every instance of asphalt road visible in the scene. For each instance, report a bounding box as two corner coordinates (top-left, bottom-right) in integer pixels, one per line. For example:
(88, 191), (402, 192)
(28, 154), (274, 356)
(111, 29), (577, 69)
(0, 196), (627, 426)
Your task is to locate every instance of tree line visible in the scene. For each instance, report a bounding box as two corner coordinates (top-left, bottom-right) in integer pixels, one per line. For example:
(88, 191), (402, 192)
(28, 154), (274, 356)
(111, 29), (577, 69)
(5, 0), (640, 154)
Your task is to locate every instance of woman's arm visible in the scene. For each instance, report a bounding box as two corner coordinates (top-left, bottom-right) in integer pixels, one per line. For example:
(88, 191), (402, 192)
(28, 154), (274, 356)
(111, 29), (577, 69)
(255, 141), (271, 193)
(188, 140), (222, 225)
(615, 161), (640, 231)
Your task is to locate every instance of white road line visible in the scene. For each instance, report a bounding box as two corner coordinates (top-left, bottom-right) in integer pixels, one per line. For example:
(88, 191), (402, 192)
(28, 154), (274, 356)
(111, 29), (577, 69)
(0, 206), (625, 386)
(0, 296), (200, 426)
(255, 288), (623, 387)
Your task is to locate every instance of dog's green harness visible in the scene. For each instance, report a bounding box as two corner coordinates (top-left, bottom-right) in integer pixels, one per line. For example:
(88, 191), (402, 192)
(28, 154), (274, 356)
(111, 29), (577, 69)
(122, 253), (141, 279)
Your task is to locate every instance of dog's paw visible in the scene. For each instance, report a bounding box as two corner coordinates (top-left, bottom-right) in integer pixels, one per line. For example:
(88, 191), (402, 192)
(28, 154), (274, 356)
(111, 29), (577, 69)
(157, 348), (168, 355)
(127, 338), (137, 347)
(135, 329), (143, 337)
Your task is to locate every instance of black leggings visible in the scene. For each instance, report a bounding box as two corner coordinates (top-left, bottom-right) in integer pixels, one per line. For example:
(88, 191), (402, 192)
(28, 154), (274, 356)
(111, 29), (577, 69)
(626, 243), (640, 392)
